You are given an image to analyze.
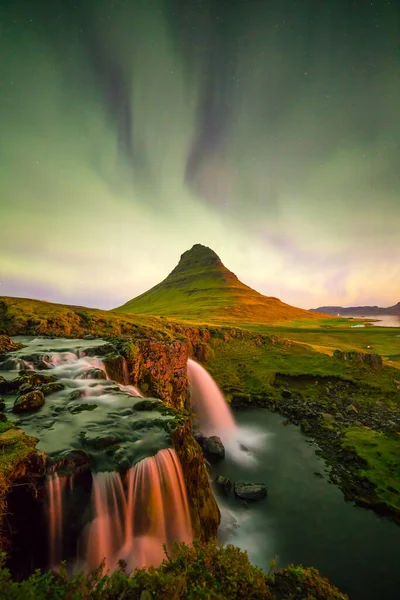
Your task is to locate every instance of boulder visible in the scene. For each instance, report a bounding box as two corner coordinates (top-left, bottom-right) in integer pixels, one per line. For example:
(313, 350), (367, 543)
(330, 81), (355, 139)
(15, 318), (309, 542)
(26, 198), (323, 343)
(13, 390), (45, 413)
(40, 382), (65, 396)
(234, 482), (267, 501)
(215, 475), (232, 495)
(200, 436), (225, 462)
(80, 368), (107, 380)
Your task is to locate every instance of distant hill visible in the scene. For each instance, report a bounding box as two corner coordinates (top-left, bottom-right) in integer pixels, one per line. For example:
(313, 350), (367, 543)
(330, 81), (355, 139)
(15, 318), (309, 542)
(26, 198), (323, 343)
(116, 244), (333, 324)
(310, 302), (400, 316)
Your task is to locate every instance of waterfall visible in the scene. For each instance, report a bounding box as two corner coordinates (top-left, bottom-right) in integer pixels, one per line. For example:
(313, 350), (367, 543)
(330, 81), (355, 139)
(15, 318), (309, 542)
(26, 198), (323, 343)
(47, 473), (67, 568)
(187, 359), (237, 443)
(54, 448), (193, 573)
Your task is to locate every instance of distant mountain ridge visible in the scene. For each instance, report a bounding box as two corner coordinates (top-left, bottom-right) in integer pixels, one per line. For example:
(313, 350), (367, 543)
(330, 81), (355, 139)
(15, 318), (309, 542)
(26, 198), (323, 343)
(116, 244), (333, 324)
(310, 302), (400, 316)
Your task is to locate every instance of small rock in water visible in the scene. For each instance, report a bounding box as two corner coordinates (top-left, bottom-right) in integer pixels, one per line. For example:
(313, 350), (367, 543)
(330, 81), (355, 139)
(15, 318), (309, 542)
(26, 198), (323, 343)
(200, 435), (225, 462)
(80, 368), (107, 380)
(234, 482), (267, 501)
(13, 390), (45, 413)
(215, 475), (232, 495)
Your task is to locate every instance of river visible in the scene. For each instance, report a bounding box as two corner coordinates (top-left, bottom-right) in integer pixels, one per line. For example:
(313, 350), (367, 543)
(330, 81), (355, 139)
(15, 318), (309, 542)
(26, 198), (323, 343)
(215, 410), (400, 600)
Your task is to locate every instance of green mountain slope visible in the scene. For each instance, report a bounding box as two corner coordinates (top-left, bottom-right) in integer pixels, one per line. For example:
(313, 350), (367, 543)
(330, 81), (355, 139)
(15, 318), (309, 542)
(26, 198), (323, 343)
(115, 244), (332, 324)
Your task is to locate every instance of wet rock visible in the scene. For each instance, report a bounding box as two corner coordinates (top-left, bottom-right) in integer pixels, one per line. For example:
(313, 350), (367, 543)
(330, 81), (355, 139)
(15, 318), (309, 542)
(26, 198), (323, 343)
(49, 449), (90, 474)
(13, 390), (45, 413)
(215, 475), (232, 495)
(40, 382), (65, 396)
(199, 435), (225, 462)
(0, 335), (23, 353)
(0, 376), (9, 394)
(69, 403), (98, 414)
(0, 399), (5, 411)
(0, 358), (19, 371)
(79, 368), (107, 380)
(84, 435), (120, 449)
(69, 389), (85, 401)
(84, 343), (116, 357)
(234, 482), (267, 501)
(282, 389), (292, 399)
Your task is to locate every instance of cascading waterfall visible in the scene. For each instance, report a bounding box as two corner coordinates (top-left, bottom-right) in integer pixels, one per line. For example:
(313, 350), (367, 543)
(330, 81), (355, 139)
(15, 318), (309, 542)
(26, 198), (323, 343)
(47, 473), (67, 568)
(46, 449), (192, 573)
(6, 338), (192, 575)
(187, 358), (237, 443)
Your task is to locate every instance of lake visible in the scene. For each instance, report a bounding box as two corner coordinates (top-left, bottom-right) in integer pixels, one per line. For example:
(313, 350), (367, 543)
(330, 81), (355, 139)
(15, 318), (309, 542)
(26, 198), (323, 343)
(347, 314), (400, 328)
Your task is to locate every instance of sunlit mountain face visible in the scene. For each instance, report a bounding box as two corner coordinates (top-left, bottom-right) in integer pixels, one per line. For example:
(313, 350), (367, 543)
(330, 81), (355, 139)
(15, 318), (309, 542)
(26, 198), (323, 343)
(1, 0), (399, 309)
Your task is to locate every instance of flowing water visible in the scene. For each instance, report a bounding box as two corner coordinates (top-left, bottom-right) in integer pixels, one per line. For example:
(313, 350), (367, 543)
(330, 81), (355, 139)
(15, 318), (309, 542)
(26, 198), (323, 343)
(213, 410), (400, 600)
(187, 358), (237, 443)
(2, 337), (192, 573)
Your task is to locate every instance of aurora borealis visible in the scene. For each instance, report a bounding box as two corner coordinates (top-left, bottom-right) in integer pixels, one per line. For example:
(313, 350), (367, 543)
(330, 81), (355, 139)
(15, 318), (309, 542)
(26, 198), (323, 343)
(1, 0), (399, 309)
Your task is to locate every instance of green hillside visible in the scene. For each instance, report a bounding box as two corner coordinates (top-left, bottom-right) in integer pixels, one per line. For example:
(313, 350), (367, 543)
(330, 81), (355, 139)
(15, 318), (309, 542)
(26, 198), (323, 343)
(116, 244), (333, 325)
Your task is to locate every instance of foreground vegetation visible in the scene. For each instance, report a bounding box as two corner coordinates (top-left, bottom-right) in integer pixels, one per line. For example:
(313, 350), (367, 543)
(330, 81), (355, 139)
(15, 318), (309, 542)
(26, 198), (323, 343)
(0, 541), (348, 600)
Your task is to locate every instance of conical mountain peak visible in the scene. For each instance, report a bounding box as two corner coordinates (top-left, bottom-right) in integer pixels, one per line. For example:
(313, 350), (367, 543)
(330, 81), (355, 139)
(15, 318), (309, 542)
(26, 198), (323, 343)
(169, 244), (235, 279)
(116, 245), (327, 324)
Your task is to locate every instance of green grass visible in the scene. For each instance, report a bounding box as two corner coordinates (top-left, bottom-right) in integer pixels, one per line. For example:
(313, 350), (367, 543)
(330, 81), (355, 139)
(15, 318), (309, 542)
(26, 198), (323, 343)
(0, 540), (348, 600)
(242, 323), (400, 368)
(205, 334), (398, 400)
(342, 427), (400, 512)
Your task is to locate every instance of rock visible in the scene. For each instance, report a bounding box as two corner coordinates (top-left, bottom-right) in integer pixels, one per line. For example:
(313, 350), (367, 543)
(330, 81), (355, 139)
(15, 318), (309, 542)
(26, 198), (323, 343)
(234, 482), (267, 501)
(200, 436), (225, 462)
(282, 389), (292, 399)
(40, 382), (65, 396)
(333, 349), (382, 369)
(0, 399), (5, 411)
(13, 390), (45, 413)
(0, 427), (25, 446)
(69, 403), (98, 414)
(49, 449), (90, 474)
(69, 389), (85, 401)
(0, 358), (19, 371)
(346, 404), (359, 414)
(80, 368), (107, 380)
(215, 475), (232, 495)
(0, 376), (9, 394)
(84, 435), (120, 449)
(0, 335), (23, 354)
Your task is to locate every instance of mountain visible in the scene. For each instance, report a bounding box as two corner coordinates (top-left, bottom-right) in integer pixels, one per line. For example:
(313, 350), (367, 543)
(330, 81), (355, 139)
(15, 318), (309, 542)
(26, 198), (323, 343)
(116, 244), (332, 324)
(311, 302), (400, 316)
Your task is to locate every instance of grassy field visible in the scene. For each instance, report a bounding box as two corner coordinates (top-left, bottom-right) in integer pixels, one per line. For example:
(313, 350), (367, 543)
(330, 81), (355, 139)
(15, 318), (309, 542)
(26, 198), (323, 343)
(242, 321), (400, 369)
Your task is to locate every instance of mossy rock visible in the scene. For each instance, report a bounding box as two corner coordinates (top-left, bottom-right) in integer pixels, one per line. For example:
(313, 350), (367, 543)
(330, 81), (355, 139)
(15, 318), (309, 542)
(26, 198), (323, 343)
(13, 390), (45, 413)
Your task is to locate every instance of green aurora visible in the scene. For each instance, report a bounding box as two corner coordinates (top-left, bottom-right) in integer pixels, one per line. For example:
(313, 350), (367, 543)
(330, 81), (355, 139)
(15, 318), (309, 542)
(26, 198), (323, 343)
(1, 0), (399, 309)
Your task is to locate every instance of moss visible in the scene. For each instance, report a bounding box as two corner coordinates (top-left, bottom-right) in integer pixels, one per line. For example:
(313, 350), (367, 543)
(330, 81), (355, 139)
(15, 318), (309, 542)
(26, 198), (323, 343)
(342, 427), (400, 514)
(171, 420), (220, 542)
(0, 421), (45, 551)
(0, 541), (348, 599)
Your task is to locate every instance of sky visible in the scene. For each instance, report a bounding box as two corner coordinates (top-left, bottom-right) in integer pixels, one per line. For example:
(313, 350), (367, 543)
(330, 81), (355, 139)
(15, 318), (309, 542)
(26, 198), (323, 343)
(1, 0), (399, 310)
